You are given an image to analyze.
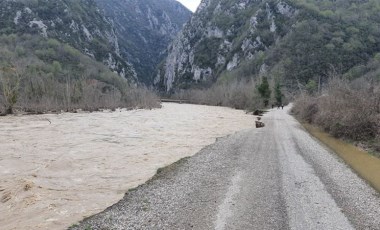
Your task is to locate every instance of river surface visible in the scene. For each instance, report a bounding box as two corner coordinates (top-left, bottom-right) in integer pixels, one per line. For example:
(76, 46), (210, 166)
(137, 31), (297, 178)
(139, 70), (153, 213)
(0, 103), (254, 230)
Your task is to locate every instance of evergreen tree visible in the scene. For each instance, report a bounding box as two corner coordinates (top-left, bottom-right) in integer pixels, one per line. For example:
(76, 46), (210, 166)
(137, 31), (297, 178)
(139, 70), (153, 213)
(274, 82), (283, 105)
(306, 79), (318, 95)
(258, 76), (271, 107)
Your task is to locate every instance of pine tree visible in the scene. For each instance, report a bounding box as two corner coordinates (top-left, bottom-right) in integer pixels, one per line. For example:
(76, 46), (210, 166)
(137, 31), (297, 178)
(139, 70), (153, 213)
(274, 82), (283, 106)
(258, 76), (271, 107)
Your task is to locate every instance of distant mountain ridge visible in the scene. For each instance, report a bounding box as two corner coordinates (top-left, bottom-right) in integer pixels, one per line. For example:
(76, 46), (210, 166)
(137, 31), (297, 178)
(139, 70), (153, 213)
(95, 0), (192, 85)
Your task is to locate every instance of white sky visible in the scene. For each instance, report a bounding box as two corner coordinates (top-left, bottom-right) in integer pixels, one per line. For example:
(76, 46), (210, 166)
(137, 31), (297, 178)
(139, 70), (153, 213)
(176, 0), (202, 12)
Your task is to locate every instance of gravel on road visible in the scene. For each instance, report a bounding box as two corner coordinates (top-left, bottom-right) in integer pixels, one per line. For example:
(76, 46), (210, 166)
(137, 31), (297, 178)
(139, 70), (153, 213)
(71, 106), (380, 230)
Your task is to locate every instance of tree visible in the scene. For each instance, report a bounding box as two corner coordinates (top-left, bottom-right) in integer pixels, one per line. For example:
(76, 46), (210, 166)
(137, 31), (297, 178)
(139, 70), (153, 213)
(274, 82), (283, 105)
(258, 76), (271, 107)
(0, 66), (20, 114)
(306, 79), (318, 95)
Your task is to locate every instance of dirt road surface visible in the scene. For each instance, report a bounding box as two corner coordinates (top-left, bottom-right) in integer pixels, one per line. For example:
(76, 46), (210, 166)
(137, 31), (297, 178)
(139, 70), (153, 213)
(72, 106), (380, 230)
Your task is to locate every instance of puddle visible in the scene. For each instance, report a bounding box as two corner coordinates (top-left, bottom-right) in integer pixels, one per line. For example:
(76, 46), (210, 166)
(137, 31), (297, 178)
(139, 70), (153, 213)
(303, 124), (380, 193)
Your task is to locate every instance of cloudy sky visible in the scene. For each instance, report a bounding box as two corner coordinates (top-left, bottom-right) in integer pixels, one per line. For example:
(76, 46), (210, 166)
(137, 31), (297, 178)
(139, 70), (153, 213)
(176, 0), (202, 12)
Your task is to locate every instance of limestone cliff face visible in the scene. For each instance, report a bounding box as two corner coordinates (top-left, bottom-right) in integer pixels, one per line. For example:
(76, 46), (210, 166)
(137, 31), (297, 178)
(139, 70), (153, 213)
(159, 0), (380, 92)
(95, 0), (192, 85)
(0, 0), (137, 82)
(157, 0), (297, 92)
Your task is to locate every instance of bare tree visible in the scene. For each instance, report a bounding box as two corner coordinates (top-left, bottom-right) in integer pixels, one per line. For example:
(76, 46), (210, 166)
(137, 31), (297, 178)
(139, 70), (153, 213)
(0, 66), (20, 114)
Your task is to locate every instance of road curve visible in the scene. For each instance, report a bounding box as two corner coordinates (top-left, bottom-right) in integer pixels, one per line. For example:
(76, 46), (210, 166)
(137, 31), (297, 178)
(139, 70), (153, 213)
(71, 106), (380, 230)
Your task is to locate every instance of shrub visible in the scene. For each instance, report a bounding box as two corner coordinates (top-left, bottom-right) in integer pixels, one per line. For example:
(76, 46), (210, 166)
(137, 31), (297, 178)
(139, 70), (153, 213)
(172, 79), (261, 111)
(293, 77), (380, 143)
(292, 94), (318, 123)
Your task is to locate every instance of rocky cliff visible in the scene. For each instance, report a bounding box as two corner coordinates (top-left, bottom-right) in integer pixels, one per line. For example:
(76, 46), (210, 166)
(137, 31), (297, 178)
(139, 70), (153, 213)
(157, 0), (380, 92)
(0, 0), (137, 82)
(156, 0), (298, 91)
(95, 0), (192, 84)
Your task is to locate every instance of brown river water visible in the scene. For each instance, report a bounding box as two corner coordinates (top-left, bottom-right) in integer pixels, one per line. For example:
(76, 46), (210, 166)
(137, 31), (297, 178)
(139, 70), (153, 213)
(0, 103), (254, 230)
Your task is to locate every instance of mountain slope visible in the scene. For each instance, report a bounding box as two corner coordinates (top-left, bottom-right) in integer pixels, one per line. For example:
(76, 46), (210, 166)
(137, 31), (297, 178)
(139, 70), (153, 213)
(0, 34), (132, 113)
(157, 0), (380, 92)
(95, 0), (192, 84)
(0, 0), (137, 81)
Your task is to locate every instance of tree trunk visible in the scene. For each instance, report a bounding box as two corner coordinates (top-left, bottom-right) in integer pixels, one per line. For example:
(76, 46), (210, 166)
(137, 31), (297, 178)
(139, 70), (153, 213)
(6, 106), (13, 115)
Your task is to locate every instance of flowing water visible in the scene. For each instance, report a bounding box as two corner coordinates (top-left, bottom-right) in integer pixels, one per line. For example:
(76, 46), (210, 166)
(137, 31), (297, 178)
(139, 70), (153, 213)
(0, 103), (254, 230)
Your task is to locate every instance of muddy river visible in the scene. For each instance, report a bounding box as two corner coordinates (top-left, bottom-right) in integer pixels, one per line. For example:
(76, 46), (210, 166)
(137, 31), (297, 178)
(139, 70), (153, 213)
(0, 103), (254, 230)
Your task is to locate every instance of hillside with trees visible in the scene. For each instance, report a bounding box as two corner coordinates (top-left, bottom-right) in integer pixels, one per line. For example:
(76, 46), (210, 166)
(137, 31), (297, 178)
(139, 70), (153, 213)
(0, 34), (159, 115)
(158, 0), (380, 93)
(0, 0), (137, 81)
(0, 0), (197, 113)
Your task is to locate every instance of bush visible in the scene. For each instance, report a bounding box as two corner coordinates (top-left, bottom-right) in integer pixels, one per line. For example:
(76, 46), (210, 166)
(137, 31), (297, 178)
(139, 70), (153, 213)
(293, 77), (380, 143)
(172, 79), (261, 111)
(292, 95), (318, 123)
(124, 87), (161, 109)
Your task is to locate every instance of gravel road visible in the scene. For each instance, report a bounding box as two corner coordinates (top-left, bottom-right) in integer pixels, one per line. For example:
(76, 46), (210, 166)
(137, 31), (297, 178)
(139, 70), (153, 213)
(71, 106), (380, 230)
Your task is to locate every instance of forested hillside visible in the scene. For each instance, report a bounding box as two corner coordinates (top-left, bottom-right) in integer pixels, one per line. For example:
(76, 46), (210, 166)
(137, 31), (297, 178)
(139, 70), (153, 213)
(0, 34), (159, 114)
(0, 0), (177, 114)
(157, 0), (380, 92)
(0, 0), (137, 81)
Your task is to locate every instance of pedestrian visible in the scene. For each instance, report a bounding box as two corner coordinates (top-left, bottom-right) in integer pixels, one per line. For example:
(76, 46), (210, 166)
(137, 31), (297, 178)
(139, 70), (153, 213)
(281, 104), (284, 110)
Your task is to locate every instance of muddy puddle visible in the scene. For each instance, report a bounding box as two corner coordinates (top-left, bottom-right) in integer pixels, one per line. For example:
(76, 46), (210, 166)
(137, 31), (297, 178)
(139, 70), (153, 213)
(0, 103), (254, 230)
(303, 124), (380, 192)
